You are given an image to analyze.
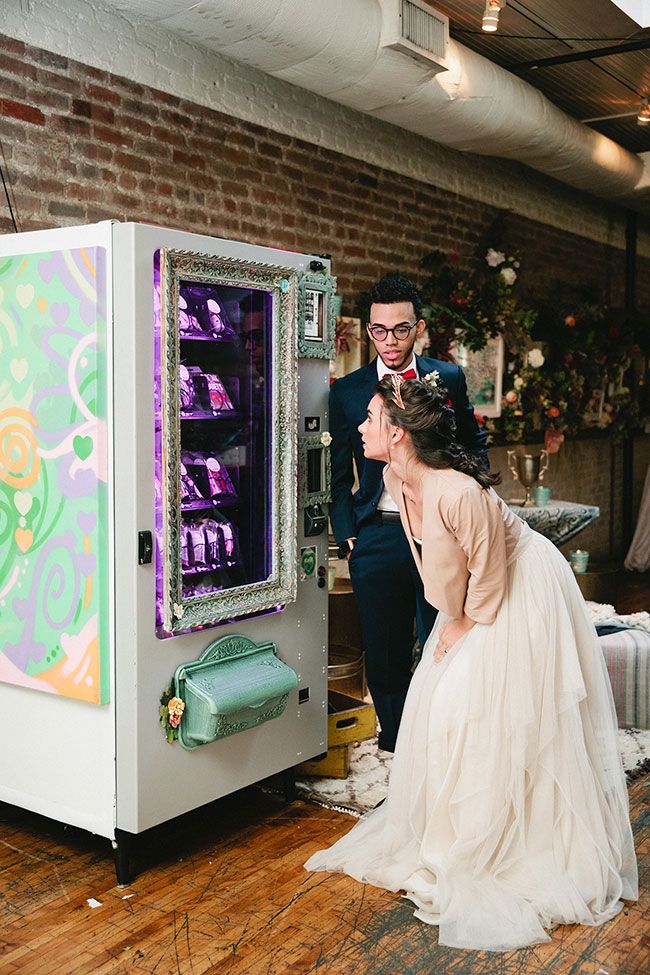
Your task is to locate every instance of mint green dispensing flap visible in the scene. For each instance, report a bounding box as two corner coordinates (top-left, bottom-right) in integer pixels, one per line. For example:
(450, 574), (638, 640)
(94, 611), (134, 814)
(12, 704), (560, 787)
(174, 634), (298, 749)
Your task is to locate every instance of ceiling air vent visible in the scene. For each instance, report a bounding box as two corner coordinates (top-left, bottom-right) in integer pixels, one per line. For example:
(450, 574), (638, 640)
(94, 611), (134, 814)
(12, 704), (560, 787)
(382, 0), (449, 72)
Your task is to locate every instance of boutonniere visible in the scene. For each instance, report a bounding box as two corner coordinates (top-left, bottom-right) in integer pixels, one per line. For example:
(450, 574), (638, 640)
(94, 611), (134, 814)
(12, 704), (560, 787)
(423, 370), (440, 389)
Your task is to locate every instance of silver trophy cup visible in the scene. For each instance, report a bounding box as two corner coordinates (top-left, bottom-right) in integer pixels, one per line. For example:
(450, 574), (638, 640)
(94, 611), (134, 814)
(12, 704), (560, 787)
(507, 449), (549, 506)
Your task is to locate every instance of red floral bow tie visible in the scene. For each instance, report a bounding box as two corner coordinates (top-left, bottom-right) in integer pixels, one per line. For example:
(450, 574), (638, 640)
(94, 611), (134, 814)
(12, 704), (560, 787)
(397, 368), (417, 380)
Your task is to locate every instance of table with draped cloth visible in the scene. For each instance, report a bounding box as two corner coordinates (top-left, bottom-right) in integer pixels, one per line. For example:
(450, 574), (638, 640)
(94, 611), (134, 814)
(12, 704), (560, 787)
(507, 499), (600, 547)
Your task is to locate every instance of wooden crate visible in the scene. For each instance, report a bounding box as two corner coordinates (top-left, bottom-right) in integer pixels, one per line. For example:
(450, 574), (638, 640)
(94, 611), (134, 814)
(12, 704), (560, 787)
(327, 690), (376, 747)
(297, 691), (376, 778)
(297, 743), (350, 779)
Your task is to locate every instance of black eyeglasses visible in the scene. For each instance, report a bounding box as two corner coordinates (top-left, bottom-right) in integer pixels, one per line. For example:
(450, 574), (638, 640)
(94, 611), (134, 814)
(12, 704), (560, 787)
(367, 321), (418, 341)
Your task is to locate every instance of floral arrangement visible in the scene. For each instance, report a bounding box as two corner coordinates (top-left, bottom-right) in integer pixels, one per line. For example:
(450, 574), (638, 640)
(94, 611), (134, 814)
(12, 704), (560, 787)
(416, 243), (644, 446)
(160, 685), (185, 743)
(419, 247), (536, 356)
(334, 316), (360, 357)
(494, 285), (641, 445)
(495, 349), (587, 446)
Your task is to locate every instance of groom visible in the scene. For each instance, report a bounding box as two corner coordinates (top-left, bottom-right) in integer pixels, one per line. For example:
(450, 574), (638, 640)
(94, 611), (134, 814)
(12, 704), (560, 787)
(329, 273), (488, 751)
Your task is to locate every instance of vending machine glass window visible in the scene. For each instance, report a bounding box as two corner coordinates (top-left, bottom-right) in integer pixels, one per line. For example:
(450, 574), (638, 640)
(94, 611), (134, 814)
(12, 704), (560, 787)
(153, 249), (297, 637)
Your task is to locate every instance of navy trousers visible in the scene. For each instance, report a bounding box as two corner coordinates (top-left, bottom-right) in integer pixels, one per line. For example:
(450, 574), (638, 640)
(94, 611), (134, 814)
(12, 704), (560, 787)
(347, 519), (438, 751)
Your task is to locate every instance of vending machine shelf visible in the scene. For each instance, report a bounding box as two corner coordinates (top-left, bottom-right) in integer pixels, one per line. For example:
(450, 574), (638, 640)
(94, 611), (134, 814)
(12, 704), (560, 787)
(180, 409), (240, 421)
(179, 332), (236, 343)
(181, 498), (240, 512)
(182, 562), (238, 575)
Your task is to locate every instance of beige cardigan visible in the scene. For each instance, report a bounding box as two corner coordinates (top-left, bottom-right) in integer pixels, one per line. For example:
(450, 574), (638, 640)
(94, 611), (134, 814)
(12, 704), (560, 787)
(383, 465), (522, 625)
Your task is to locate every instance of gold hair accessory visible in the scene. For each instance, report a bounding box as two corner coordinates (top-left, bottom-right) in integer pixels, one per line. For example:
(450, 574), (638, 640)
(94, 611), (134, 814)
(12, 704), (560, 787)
(423, 370), (440, 389)
(390, 373), (405, 409)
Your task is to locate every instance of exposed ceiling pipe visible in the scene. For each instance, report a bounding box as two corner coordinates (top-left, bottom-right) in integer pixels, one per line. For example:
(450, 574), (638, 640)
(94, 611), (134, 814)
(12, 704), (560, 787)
(103, 0), (649, 205)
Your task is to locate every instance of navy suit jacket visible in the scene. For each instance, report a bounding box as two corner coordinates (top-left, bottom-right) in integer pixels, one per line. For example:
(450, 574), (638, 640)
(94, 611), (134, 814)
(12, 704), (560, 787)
(329, 356), (489, 544)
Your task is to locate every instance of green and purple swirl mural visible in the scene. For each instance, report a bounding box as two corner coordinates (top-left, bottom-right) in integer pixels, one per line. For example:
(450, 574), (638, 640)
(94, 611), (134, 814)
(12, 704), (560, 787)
(0, 247), (109, 704)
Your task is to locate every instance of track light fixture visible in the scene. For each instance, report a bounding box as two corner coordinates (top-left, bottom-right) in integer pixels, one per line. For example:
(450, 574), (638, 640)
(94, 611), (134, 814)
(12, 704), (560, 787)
(482, 0), (506, 33)
(638, 95), (650, 125)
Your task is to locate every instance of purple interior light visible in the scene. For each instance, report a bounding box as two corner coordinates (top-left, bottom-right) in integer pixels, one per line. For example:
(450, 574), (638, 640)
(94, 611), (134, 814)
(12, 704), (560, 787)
(153, 251), (277, 638)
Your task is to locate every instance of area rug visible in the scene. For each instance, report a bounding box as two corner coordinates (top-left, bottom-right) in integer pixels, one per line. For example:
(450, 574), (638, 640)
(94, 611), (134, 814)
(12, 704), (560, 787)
(295, 728), (650, 817)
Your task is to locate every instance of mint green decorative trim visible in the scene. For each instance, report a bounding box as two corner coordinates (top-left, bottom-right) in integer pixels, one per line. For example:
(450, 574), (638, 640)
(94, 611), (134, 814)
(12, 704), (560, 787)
(297, 271), (337, 359)
(173, 633), (298, 749)
(159, 248), (298, 634)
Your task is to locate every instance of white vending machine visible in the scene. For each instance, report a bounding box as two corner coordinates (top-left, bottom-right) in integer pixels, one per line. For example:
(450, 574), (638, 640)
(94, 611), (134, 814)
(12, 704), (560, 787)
(0, 221), (336, 881)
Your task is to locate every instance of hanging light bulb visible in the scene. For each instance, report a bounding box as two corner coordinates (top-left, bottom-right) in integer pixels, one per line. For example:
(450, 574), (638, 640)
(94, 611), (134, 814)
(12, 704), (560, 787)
(482, 0), (505, 33)
(637, 95), (650, 125)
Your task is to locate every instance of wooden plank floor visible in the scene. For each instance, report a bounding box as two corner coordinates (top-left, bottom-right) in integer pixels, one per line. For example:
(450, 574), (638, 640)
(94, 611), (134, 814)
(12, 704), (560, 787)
(1, 774), (647, 975)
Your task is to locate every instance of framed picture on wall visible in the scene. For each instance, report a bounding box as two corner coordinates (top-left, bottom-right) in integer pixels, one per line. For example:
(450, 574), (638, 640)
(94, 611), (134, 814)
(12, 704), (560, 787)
(331, 316), (363, 379)
(450, 334), (504, 418)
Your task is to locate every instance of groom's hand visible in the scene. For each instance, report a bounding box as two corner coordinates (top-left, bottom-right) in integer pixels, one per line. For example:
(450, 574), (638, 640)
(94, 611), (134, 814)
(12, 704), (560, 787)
(336, 538), (356, 560)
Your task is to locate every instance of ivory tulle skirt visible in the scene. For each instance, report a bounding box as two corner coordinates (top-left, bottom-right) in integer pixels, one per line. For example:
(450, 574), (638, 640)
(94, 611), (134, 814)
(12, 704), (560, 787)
(305, 526), (638, 952)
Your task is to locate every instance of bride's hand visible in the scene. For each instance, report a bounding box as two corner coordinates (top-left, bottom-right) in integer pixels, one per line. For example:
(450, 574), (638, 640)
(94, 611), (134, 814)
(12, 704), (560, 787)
(434, 616), (476, 664)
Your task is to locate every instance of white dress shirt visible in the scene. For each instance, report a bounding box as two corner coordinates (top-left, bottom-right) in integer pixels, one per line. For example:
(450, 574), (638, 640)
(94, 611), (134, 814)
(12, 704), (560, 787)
(375, 355), (418, 512)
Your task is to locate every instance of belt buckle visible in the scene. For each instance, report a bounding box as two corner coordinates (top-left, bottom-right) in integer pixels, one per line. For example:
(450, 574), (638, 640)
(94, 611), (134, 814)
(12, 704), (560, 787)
(380, 510), (400, 525)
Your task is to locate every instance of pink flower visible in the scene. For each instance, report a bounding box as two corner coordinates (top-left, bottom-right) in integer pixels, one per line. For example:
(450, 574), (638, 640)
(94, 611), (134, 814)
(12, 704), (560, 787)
(505, 390), (518, 405)
(167, 696), (185, 728)
(544, 429), (565, 454)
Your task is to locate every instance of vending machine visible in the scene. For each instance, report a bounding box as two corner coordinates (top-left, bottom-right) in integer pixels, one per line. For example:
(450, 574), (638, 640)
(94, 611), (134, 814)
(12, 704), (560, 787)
(0, 222), (336, 880)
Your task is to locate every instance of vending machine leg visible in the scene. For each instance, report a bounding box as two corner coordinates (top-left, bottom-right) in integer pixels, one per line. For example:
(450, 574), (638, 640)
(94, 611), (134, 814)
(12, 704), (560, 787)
(282, 766), (296, 803)
(112, 828), (134, 886)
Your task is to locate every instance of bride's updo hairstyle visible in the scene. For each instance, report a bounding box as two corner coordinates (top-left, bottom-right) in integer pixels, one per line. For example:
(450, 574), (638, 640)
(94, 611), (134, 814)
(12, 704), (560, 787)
(375, 376), (501, 489)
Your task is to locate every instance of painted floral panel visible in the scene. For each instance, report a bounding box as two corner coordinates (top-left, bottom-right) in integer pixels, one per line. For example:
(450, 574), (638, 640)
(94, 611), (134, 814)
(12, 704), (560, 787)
(0, 247), (108, 703)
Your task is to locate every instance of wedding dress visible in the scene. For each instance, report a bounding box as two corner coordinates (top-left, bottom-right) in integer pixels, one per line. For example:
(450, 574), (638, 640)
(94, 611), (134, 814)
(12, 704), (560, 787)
(306, 469), (638, 952)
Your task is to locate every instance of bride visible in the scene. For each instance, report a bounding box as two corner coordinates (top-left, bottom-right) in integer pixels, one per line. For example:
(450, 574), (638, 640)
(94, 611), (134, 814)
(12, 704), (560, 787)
(305, 374), (638, 952)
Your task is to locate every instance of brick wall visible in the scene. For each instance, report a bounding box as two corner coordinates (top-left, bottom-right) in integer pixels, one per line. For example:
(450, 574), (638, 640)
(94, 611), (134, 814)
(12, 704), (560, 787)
(1, 34), (649, 317)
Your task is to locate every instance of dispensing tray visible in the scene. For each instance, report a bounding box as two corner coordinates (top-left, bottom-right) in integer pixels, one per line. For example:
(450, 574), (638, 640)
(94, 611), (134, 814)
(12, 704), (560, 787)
(174, 633), (298, 749)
